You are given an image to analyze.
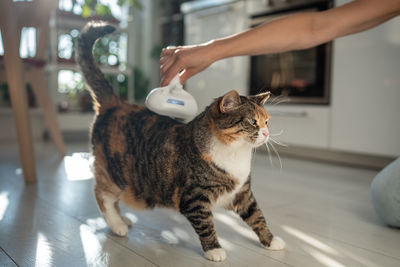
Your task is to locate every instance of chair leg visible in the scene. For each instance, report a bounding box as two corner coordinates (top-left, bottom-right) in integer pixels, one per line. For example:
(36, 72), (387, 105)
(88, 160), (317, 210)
(28, 70), (66, 156)
(0, 16), (37, 183)
(4, 69), (37, 183)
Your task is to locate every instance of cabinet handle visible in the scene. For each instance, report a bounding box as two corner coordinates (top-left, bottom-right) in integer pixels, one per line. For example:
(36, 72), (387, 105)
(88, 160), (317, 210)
(268, 110), (308, 117)
(194, 5), (233, 18)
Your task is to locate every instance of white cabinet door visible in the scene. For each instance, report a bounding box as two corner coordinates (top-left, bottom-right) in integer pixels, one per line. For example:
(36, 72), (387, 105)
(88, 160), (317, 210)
(184, 1), (248, 112)
(330, 1), (400, 157)
(266, 105), (330, 149)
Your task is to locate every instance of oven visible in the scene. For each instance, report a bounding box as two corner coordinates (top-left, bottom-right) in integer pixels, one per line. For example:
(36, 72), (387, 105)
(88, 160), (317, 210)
(248, 0), (333, 104)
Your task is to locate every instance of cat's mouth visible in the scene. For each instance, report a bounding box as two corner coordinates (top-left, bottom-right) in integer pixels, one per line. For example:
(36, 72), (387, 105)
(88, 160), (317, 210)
(253, 135), (269, 147)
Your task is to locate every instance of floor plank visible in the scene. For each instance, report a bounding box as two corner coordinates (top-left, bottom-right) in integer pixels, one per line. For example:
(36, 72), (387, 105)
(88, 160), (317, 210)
(0, 247), (17, 267)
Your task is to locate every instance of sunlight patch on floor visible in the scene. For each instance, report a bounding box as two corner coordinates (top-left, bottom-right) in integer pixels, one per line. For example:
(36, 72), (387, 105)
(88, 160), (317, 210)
(124, 212), (139, 225)
(0, 191), (9, 221)
(35, 232), (53, 267)
(64, 152), (94, 181)
(340, 248), (381, 267)
(282, 225), (339, 255)
(15, 168), (23, 175)
(304, 246), (346, 267)
(80, 224), (110, 266)
(219, 237), (235, 251)
(214, 212), (258, 242)
(161, 230), (180, 244)
(172, 227), (191, 242)
(86, 217), (108, 231)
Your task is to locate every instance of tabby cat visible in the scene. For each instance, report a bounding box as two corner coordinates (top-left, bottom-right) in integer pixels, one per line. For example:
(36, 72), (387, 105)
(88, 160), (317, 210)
(77, 21), (285, 262)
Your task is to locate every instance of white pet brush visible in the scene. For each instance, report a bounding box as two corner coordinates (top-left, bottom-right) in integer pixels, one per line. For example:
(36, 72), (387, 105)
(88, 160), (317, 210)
(145, 75), (198, 121)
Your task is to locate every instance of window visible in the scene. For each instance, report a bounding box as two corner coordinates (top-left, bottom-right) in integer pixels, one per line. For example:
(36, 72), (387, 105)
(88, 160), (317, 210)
(54, 0), (131, 113)
(0, 31), (4, 56)
(20, 27), (37, 58)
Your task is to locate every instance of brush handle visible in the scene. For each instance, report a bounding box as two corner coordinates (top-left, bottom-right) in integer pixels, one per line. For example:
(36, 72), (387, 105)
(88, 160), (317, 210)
(169, 75), (183, 92)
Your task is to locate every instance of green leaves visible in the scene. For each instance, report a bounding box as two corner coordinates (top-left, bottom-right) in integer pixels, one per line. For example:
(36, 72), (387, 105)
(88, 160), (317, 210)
(81, 3), (112, 18)
(95, 4), (113, 17)
(81, 5), (91, 18)
(117, 0), (143, 9)
(80, 0), (142, 18)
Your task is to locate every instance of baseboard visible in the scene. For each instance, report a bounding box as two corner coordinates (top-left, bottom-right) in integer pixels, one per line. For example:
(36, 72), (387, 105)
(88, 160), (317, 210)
(260, 145), (396, 170)
(43, 130), (90, 143)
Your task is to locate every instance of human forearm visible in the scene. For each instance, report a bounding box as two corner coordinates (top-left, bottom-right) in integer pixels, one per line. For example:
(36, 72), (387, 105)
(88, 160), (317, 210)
(209, 12), (323, 61)
(210, 0), (400, 61)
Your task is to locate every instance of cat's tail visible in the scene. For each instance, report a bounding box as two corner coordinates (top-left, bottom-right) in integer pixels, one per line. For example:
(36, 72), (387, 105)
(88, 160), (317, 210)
(77, 21), (120, 114)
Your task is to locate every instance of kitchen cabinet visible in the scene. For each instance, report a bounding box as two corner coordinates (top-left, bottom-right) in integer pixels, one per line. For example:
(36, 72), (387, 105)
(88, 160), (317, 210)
(267, 105), (330, 149)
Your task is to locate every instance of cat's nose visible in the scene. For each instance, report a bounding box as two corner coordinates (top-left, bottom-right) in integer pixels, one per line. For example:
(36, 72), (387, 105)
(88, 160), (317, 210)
(262, 128), (269, 137)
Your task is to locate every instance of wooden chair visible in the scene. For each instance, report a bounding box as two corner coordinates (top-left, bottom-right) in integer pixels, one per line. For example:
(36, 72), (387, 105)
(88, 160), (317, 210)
(0, 0), (66, 183)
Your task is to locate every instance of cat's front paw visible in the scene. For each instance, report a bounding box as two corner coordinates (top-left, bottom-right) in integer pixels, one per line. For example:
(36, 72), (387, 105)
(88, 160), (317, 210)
(204, 248), (226, 262)
(110, 222), (129, 237)
(121, 216), (132, 227)
(266, 236), (285, 251)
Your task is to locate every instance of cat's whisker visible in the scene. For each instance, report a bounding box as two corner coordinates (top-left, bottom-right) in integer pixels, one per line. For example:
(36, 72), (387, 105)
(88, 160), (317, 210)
(268, 141), (282, 170)
(264, 143), (274, 167)
(268, 95), (285, 105)
(268, 96), (282, 105)
(270, 129), (284, 137)
(271, 97), (290, 106)
(270, 137), (288, 147)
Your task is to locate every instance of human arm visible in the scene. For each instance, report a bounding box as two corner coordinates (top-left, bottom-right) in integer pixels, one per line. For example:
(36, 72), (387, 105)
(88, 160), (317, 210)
(160, 0), (400, 86)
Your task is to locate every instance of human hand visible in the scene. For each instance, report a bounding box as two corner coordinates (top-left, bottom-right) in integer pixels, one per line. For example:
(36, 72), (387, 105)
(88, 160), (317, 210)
(160, 43), (217, 86)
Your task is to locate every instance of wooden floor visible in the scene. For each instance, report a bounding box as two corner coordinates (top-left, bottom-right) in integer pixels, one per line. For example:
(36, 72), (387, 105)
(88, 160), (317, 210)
(0, 142), (399, 267)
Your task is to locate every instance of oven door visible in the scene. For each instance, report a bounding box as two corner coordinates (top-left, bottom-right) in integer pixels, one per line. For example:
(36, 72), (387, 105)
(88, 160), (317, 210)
(249, 8), (331, 105)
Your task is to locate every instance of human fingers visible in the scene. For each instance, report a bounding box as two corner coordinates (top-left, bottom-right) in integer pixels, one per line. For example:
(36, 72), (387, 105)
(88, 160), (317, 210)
(161, 46), (177, 55)
(160, 53), (176, 76)
(161, 47), (191, 85)
(160, 46), (179, 61)
(160, 47), (175, 65)
(160, 60), (183, 86)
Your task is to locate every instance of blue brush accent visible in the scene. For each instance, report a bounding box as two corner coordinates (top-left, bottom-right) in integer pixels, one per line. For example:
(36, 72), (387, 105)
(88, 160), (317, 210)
(167, 99), (185, 106)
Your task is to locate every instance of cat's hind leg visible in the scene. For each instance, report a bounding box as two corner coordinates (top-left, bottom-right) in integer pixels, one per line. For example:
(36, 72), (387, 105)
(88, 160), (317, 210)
(95, 187), (129, 236)
(113, 198), (133, 226)
(93, 162), (130, 237)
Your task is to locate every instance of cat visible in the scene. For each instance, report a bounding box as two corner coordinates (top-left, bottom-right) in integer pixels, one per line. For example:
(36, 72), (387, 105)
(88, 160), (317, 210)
(77, 21), (285, 262)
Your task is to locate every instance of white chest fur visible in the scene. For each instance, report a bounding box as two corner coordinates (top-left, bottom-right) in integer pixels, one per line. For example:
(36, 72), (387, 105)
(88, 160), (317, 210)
(210, 137), (253, 207)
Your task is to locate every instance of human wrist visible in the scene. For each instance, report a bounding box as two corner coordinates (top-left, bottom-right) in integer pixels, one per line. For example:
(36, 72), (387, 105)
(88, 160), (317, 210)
(204, 39), (228, 63)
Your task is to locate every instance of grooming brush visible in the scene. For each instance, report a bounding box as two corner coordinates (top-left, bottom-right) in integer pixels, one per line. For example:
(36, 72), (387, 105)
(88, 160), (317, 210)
(145, 75), (198, 122)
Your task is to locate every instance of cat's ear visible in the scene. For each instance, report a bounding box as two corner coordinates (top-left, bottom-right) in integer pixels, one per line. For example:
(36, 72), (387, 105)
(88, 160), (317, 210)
(249, 91), (271, 106)
(220, 90), (241, 113)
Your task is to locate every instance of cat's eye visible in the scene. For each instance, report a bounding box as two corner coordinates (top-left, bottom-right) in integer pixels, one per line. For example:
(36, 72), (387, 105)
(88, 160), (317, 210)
(248, 118), (257, 126)
(265, 120), (269, 126)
